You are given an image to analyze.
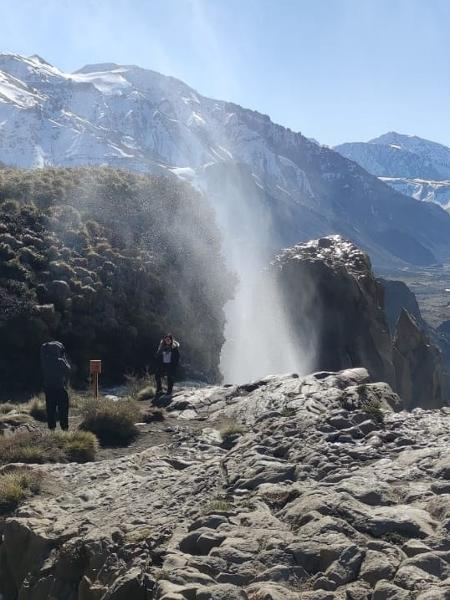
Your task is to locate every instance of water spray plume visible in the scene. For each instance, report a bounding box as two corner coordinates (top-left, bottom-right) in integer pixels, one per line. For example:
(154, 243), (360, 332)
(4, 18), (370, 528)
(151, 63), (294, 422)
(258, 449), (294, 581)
(206, 163), (314, 384)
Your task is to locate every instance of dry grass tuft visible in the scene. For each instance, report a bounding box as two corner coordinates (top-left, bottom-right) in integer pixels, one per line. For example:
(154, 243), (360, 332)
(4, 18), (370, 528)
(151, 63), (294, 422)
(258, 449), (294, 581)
(0, 403), (17, 414)
(0, 468), (42, 513)
(79, 397), (140, 446)
(218, 419), (247, 441)
(0, 430), (98, 465)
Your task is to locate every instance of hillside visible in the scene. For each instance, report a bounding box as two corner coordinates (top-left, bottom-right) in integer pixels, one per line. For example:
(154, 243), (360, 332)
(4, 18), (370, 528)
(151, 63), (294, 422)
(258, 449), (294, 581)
(0, 167), (233, 393)
(2, 55), (450, 267)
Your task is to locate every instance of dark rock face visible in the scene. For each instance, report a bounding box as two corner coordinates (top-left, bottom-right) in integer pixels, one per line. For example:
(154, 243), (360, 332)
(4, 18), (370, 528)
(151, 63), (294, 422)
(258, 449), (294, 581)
(393, 309), (449, 410)
(274, 235), (449, 409)
(273, 236), (396, 388)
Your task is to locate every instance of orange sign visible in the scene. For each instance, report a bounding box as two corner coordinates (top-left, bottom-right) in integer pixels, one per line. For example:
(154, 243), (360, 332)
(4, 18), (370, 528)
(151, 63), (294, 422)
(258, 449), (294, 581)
(90, 360), (102, 374)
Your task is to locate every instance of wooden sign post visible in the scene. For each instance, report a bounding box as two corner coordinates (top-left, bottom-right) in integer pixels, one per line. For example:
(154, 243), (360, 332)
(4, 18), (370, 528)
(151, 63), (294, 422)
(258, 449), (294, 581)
(90, 360), (102, 400)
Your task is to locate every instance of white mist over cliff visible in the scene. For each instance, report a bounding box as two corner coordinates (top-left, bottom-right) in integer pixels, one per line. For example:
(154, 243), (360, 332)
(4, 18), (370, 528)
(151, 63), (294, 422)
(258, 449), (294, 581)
(207, 166), (314, 384)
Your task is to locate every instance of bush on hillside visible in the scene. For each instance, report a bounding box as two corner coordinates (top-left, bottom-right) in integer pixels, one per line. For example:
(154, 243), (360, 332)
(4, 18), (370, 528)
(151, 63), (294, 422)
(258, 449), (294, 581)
(0, 167), (234, 394)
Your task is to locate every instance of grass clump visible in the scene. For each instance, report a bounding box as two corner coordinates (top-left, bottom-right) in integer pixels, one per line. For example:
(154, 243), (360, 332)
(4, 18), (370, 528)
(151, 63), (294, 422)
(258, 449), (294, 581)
(0, 468), (42, 514)
(204, 498), (234, 513)
(79, 397), (140, 446)
(281, 406), (296, 418)
(0, 430), (98, 465)
(61, 431), (98, 462)
(125, 371), (156, 401)
(0, 402), (17, 414)
(141, 407), (165, 423)
(218, 419), (247, 442)
(362, 398), (385, 425)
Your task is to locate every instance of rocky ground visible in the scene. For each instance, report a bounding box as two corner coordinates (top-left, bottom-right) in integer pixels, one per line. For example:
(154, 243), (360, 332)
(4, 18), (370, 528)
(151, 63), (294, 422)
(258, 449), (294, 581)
(1, 369), (450, 599)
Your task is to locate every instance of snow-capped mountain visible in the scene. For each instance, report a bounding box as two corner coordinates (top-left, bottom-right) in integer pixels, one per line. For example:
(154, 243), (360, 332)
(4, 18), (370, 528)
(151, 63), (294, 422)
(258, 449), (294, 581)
(380, 177), (450, 211)
(2, 53), (450, 268)
(335, 132), (450, 208)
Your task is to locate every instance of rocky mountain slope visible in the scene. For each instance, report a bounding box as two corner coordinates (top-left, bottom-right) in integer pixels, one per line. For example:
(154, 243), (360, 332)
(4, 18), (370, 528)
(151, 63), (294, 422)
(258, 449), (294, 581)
(2, 54), (450, 267)
(2, 368), (450, 599)
(0, 167), (233, 393)
(335, 133), (450, 209)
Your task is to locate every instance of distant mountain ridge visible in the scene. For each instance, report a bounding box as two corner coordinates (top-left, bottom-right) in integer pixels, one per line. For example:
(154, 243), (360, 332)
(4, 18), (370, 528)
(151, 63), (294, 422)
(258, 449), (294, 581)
(335, 132), (450, 209)
(2, 53), (450, 267)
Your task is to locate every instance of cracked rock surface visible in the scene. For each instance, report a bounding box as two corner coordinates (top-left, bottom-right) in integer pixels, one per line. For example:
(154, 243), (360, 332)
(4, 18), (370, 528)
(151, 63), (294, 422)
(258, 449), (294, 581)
(1, 368), (450, 599)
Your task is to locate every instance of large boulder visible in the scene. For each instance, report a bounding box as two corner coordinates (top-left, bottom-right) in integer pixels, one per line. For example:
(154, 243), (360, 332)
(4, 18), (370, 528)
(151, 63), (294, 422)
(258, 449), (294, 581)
(273, 236), (396, 387)
(274, 236), (449, 409)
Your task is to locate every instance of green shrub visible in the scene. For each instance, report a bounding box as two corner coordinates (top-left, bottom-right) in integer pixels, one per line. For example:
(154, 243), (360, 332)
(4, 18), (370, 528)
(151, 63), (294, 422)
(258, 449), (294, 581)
(0, 258), (28, 281)
(0, 243), (15, 260)
(0, 469), (42, 513)
(19, 246), (46, 269)
(0, 199), (20, 213)
(79, 398), (140, 446)
(0, 430), (98, 465)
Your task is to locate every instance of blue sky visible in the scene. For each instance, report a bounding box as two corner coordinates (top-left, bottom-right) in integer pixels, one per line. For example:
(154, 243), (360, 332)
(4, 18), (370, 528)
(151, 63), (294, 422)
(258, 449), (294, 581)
(1, 0), (450, 146)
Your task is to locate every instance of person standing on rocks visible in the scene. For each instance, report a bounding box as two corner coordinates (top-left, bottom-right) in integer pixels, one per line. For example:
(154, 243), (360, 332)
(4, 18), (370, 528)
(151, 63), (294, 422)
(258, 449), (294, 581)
(155, 334), (180, 395)
(40, 340), (71, 431)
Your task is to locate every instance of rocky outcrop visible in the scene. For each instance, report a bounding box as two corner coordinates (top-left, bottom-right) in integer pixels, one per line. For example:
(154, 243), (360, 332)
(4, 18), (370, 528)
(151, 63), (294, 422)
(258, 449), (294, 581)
(380, 278), (424, 335)
(2, 369), (450, 598)
(380, 278), (449, 408)
(393, 309), (449, 410)
(273, 236), (395, 387)
(273, 235), (450, 409)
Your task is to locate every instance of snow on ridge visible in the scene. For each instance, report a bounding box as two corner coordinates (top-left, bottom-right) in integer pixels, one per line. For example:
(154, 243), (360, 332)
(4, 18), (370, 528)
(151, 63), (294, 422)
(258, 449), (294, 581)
(69, 70), (132, 95)
(0, 52), (319, 206)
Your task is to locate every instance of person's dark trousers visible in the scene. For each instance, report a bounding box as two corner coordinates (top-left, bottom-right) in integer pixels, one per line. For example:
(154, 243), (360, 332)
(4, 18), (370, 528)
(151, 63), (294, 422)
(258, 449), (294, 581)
(156, 366), (175, 394)
(45, 387), (69, 430)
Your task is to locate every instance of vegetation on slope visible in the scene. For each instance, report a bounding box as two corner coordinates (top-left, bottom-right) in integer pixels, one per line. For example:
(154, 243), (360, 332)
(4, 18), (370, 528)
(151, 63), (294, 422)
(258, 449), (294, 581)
(0, 167), (234, 392)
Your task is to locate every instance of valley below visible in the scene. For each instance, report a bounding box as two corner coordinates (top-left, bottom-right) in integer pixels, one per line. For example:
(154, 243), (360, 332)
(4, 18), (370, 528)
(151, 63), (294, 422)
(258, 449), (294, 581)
(380, 264), (450, 330)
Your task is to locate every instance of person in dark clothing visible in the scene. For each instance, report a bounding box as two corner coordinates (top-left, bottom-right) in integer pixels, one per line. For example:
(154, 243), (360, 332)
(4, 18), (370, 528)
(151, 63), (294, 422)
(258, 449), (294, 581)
(40, 341), (71, 430)
(155, 334), (180, 395)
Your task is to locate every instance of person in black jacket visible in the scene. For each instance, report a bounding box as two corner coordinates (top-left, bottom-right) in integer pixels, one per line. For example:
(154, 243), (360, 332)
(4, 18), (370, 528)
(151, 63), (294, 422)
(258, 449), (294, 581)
(155, 334), (180, 395)
(40, 340), (71, 430)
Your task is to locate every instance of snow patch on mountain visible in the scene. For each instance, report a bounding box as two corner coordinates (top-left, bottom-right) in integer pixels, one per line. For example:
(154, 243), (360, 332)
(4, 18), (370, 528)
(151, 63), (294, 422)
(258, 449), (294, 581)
(381, 177), (450, 210)
(335, 132), (450, 210)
